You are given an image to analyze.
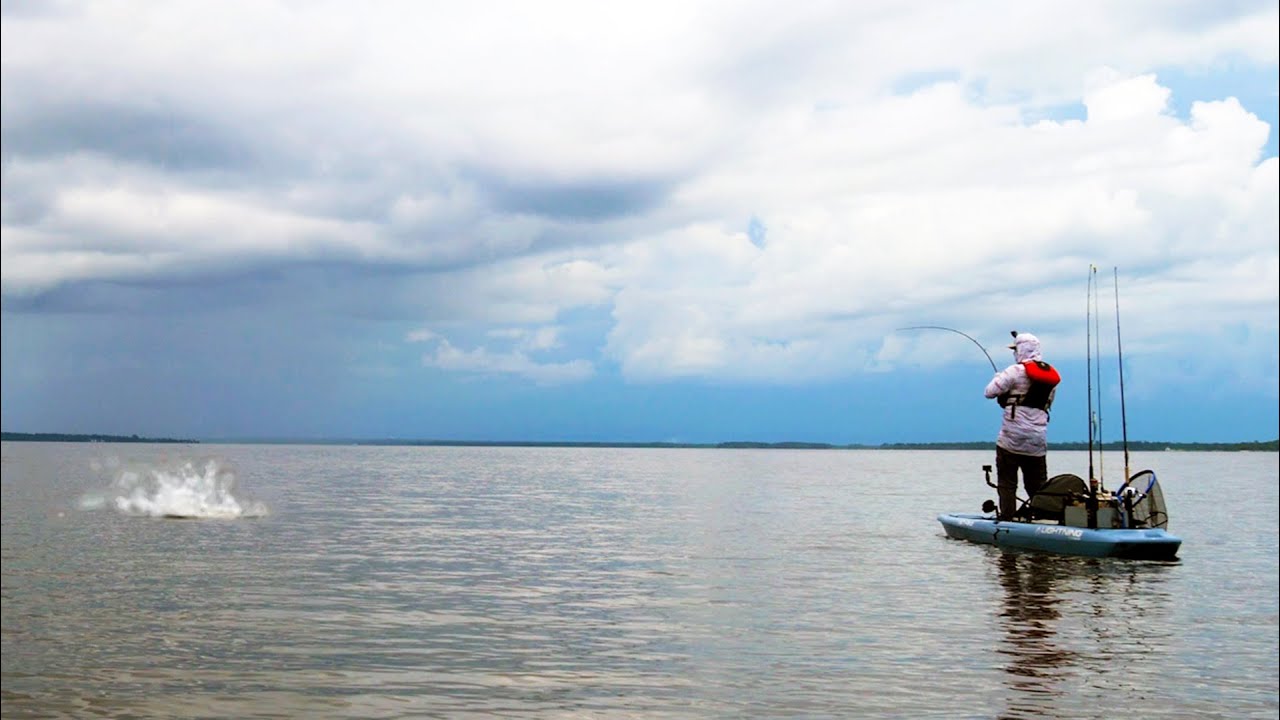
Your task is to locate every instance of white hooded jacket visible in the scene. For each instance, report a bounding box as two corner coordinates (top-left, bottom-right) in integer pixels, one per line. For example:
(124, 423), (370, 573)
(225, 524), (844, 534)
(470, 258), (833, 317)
(984, 332), (1051, 456)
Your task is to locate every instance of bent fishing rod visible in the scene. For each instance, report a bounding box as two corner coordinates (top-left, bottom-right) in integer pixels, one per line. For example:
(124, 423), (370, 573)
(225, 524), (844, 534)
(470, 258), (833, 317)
(896, 326), (999, 372)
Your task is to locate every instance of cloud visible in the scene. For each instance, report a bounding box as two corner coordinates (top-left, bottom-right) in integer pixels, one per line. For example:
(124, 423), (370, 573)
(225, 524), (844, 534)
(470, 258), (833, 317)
(0, 160), (388, 295)
(590, 68), (1276, 382)
(477, 173), (676, 222)
(2, 0), (1276, 398)
(488, 327), (564, 353)
(423, 337), (594, 386)
(3, 100), (255, 172)
(413, 320), (595, 385)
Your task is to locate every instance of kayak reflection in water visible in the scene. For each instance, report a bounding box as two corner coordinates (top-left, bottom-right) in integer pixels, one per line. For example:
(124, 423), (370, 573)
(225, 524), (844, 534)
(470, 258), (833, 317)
(995, 552), (1075, 718)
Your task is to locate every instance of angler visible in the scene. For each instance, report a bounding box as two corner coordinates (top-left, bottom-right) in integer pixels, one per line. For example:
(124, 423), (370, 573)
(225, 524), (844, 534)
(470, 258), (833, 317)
(984, 331), (1057, 521)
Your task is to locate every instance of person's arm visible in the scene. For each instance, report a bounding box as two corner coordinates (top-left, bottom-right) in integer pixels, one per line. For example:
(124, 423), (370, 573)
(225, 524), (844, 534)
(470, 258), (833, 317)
(985, 366), (1015, 399)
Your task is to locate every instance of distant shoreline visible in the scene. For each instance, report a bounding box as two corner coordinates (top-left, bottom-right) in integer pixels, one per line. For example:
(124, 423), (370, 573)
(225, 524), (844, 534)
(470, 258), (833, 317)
(2, 432), (1276, 452)
(0, 432), (198, 444)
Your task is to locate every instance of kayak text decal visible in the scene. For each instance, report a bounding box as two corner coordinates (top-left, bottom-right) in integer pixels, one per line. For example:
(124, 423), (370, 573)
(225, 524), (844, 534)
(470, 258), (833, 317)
(1036, 526), (1084, 540)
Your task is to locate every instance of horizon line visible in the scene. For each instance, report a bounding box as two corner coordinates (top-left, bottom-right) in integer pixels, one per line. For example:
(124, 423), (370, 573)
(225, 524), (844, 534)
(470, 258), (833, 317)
(3, 431), (1277, 451)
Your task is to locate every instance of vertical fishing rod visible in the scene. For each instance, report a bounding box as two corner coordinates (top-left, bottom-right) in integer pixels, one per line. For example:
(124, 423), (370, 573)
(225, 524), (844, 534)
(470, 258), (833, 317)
(1086, 266), (1095, 487)
(1093, 266), (1105, 490)
(1114, 267), (1131, 483)
(1086, 266), (1102, 528)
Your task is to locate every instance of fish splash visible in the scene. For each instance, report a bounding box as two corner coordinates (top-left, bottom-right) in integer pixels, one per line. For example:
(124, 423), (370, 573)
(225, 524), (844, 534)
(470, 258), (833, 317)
(80, 457), (268, 519)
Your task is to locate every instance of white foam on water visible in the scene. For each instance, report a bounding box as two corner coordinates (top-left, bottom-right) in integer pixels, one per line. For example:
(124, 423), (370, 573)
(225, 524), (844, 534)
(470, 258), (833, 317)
(82, 457), (268, 519)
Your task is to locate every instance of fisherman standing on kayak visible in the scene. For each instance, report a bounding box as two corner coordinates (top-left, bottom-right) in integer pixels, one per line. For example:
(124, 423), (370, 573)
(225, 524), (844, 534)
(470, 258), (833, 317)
(984, 332), (1061, 521)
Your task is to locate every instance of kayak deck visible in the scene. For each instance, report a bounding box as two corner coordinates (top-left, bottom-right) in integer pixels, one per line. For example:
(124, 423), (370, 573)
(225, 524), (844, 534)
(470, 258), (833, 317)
(938, 513), (1181, 560)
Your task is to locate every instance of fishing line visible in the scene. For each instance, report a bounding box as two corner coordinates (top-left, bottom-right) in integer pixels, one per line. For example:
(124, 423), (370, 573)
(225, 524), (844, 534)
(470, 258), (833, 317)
(895, 326), (999, 372)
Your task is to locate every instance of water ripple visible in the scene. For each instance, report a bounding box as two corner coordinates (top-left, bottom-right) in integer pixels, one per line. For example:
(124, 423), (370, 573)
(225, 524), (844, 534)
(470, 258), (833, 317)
(3, 445), (1277, 718)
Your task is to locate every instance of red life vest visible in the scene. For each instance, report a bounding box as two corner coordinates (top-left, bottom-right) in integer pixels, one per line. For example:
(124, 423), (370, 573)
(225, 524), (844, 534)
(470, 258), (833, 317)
(1019, 360), (1060, 411)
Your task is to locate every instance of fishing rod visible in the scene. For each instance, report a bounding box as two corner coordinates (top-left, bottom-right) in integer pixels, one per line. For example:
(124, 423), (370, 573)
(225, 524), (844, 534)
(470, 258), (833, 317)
(1114, 267), (1131, 484)
(1086, 266), (1096, 492)
(1086, 265), (1110, 529)
(895, 326), (999, 372)
(1094, 267), (1105, 490)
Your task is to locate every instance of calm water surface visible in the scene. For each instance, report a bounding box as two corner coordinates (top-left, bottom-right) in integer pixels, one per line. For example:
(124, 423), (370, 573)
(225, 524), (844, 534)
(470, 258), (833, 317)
(2, 443), (1277, 719)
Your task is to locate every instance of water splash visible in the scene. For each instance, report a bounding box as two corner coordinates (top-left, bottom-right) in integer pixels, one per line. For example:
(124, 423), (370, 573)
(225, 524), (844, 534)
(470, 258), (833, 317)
(80, 457), (268, 519)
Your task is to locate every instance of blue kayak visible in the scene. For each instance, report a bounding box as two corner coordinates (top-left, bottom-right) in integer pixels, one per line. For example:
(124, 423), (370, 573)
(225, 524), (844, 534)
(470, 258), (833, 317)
(938, 512), (1181, 560)
(940, 467), (1182, 560)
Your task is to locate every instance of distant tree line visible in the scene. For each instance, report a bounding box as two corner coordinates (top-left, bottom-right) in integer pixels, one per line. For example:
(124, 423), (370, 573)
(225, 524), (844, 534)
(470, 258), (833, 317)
(3, 432), (1274, 451)
(1, 432), (198, 444)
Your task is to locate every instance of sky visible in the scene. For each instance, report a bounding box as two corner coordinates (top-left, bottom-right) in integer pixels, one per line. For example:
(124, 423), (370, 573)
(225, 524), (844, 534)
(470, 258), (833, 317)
(2, 1), (1277, 445)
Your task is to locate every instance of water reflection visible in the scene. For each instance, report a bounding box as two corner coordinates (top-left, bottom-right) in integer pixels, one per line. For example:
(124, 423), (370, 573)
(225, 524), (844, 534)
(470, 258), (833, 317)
(995, 551), (1076, 719)
(993, 551), (1176, 720)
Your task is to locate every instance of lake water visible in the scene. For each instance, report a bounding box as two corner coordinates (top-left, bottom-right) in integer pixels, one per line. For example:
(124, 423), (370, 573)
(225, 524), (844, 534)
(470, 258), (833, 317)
(2, 442), (1277, 719)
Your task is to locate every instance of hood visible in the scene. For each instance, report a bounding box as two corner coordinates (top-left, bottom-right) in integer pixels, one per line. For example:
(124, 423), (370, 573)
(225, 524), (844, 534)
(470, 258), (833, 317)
(1008, 332), (1042, 363)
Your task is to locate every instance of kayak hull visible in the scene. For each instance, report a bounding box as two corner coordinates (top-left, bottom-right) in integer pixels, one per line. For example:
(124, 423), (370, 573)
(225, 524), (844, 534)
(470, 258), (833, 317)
(938, 513), (1181, 560)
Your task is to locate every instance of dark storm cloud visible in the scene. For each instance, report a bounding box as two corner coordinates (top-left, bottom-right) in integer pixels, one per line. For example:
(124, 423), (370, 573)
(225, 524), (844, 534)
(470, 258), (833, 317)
(0, 297), (373, 439)
(480, 173), (675, 222)
(2, 100), (257, 173)
(0, 260), (454, 326)
(2, 272), (288, 316)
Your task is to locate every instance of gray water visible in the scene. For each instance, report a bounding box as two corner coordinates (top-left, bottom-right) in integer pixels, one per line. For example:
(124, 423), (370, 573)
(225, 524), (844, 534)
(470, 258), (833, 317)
(2, 442), (1277, 719)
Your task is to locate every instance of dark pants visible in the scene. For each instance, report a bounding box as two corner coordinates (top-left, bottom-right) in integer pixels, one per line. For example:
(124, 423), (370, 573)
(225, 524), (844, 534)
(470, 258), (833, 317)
(996, 446), (1048, 521)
